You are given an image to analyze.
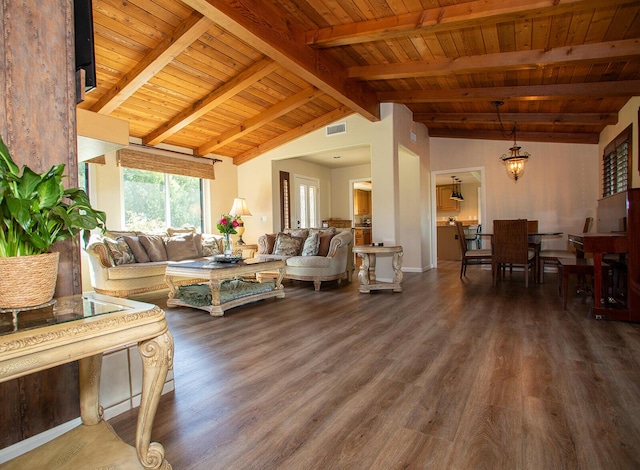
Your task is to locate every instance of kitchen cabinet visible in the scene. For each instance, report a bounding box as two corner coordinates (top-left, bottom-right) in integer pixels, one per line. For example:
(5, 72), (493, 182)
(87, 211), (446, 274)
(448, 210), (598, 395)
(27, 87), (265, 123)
(354, 228), (372, 246)
(437, 225), (462, 260)
(354, 189), (371, 215)
(436, 185), (459, 212)
(323, 218), (352, 229)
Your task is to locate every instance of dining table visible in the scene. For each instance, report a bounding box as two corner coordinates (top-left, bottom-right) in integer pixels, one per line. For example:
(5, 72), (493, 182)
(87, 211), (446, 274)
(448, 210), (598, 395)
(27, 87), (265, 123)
(478, 231), (563, 283)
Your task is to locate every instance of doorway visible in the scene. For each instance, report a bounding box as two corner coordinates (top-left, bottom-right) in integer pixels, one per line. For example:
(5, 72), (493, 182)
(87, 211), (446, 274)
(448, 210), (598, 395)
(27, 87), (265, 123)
(431, 167), (486, 267)
(293, 175), (320, 229)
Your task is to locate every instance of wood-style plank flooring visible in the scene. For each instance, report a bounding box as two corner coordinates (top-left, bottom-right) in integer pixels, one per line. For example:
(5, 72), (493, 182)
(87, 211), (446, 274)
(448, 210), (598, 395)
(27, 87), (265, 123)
(110, 261), (640, 469)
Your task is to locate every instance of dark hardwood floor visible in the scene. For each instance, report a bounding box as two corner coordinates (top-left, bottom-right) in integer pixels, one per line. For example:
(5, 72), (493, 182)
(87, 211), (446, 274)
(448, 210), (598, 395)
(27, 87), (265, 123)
(110, 261), (640, 469)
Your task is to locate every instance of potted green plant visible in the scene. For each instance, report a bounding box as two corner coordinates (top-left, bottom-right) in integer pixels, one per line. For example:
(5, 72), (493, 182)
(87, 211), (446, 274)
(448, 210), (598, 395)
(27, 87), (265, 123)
(0, 136), (106, 309)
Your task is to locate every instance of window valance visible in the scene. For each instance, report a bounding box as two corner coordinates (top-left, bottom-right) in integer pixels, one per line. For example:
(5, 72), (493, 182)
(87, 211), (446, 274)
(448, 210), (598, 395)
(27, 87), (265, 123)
(116, 146), (218, 180)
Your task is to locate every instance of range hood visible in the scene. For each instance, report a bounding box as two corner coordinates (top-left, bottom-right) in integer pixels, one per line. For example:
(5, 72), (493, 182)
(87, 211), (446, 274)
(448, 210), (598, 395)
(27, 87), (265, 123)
(77, 109), (129, 161)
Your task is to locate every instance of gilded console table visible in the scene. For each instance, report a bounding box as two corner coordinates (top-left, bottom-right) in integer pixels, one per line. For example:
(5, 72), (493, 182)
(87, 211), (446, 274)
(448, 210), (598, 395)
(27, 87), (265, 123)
(0, 293), (173, 469)
(352, 245), (404, 293)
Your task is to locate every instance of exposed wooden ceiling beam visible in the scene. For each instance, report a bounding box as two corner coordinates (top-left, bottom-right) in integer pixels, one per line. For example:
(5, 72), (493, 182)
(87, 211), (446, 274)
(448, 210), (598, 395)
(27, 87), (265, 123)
(349, 39), (640, 80)
(143, 59), (279, 146)
(91, 12), (213, 115)
(182, 0), (380, 122)
(305, 0), (632, 48)
(413, 113), (619, 125)
(198, 86), (324, 155)
(428, 128), (599, 144)
(234, 107), (354, 165)
(378, 80), (640, 103)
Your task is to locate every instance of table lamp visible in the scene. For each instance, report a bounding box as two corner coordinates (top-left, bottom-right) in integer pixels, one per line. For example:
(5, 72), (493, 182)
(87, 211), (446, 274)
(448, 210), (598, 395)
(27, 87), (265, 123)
(229, 197), (252, 245)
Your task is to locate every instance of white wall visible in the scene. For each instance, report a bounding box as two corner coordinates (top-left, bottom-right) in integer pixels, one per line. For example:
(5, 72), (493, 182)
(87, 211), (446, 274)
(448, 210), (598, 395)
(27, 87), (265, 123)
(430, 138), (600, 250)
(392, 104), (432, 272)
(238, 103), (432, 276)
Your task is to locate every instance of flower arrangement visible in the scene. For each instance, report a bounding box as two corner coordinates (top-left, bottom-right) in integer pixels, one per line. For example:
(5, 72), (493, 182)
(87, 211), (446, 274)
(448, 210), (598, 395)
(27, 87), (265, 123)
(217, 215), (239, 254)
(217, 215), (239, 235)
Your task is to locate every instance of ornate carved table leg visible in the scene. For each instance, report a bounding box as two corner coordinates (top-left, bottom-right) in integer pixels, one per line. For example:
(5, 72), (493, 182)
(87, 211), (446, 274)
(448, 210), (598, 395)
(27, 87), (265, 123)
(357, 253), (371, 293)
(136, 330), (174, 470)
(78, 354), (103, 425)
(208, 278), (224, 317)
(392, 251), (404, 292)
(274, 265), (286, 292)
(165, 275), (178, 300)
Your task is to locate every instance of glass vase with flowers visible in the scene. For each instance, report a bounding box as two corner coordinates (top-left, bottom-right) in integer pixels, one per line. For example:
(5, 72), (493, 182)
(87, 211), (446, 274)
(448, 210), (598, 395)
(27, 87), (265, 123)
(216, 215), (239, 255)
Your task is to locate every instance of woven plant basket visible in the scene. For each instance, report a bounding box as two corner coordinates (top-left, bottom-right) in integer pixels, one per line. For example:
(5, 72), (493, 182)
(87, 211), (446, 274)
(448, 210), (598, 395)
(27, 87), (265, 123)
(0, 252), (60, 309)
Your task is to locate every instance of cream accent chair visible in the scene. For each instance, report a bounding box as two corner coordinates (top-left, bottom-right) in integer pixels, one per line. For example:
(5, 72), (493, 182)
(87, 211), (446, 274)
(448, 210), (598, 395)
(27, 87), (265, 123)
(255, 228), (353, 291)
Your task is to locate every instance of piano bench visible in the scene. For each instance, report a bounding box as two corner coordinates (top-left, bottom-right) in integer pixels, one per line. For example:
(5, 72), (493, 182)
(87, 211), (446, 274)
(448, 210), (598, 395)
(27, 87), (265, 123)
(558, 258), (609, 311)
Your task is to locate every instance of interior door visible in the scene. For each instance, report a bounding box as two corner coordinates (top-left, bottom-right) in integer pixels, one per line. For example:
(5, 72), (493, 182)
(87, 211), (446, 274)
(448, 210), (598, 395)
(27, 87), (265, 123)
(293, 175), (319, 229)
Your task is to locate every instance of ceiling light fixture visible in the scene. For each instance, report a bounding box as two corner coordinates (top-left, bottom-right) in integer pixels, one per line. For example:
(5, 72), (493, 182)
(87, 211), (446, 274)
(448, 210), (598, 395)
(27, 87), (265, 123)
(492, 101), (530, 182)
(449, 176), (464, 201)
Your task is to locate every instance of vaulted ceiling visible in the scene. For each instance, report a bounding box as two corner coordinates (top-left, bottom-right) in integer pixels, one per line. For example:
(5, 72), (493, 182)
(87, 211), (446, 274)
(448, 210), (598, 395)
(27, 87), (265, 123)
(79, 0), (640, 165)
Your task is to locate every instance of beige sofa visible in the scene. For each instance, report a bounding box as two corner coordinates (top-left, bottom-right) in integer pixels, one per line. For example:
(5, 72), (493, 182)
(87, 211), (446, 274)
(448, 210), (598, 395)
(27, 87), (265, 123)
(255, 228), (353, 291)
(85, 228), (224, 297)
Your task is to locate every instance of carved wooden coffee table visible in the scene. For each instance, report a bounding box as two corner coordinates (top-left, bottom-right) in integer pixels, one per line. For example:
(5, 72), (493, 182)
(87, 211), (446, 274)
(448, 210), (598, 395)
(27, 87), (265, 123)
(165, 258), (286, 316)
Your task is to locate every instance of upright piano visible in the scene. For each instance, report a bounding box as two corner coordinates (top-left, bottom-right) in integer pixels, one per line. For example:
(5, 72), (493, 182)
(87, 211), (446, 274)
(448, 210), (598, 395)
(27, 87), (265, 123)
(568, 188), (639, 321)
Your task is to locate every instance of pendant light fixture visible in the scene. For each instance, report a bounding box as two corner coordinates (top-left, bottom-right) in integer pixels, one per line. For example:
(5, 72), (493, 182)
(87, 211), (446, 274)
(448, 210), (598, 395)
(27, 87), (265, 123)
(492, 101), (530, 182)
(449, 176), (464, 201)
(455, 177), (464, 201)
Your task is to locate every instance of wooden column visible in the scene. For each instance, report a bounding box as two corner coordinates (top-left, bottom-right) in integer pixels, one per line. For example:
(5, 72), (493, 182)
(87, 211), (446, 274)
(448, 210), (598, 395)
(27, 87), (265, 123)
(0, 1), (81, 448)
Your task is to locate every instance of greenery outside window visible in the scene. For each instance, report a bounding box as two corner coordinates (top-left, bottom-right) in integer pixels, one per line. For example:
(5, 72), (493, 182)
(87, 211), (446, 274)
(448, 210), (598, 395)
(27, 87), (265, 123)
(123, 168), (204, 232)
(602, 125), (632, 198)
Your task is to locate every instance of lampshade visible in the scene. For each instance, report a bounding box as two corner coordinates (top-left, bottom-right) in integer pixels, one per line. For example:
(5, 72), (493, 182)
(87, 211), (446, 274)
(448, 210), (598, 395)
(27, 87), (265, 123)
(229, 198), (252, 217)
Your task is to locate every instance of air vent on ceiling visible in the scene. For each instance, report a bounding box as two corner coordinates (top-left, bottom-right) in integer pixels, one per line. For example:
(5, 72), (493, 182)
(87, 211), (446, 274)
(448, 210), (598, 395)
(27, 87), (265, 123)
(326, 121), (346, 136)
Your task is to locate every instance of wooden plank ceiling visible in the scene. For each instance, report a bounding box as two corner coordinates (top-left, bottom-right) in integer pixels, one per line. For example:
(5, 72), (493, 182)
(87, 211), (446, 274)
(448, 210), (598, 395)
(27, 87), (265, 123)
(79, 0), (640, 165)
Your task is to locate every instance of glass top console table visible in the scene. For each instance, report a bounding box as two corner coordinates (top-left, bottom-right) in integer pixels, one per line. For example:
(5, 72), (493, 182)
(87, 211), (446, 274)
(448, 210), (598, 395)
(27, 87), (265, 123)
(0, 293), (173, 469)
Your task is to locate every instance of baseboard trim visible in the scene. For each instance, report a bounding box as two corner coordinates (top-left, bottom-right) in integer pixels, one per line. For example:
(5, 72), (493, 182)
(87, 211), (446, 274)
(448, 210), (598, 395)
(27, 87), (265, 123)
(0, 418), (82, 464)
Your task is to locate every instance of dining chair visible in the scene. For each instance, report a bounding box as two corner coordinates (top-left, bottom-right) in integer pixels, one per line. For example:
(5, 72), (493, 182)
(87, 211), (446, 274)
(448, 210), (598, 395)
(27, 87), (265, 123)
(538, 216), (594, 283)
(492, 219), (537, 287)
(455, 222), (492, 278)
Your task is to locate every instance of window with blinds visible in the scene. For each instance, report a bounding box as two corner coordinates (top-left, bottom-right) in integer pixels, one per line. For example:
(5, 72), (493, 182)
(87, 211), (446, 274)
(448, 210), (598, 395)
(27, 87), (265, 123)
(602, 125), (632, 198)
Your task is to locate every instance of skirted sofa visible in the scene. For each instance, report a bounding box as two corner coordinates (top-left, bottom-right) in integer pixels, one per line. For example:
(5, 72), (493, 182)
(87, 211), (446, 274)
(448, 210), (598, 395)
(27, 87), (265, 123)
(255, 227), (353, 290)
(85, 228), (224, 297)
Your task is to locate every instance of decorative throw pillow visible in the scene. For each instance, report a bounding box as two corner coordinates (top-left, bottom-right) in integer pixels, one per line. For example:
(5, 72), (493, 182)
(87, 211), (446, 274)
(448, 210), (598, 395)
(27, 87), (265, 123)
(286, 229), (309, 240)
(317, 231), (336, 257)
(103, 237), (136, 265)
(193, 233), (203, 257)
(104, 229), (138, 239)
(122, 235), (150, 263)
(139, 235), (168, 262)
(165, 232), (199, 261)
(301, 231), (320, 256)
(264, 233), (277, 254)
(201, 235), (222, 256)
(273, 232), (302, 256)
(167, 226), (196, 237)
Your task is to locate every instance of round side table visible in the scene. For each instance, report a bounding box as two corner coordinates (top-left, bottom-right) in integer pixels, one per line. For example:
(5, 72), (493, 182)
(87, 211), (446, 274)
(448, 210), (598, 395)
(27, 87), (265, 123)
(352, 245), (403, 293)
